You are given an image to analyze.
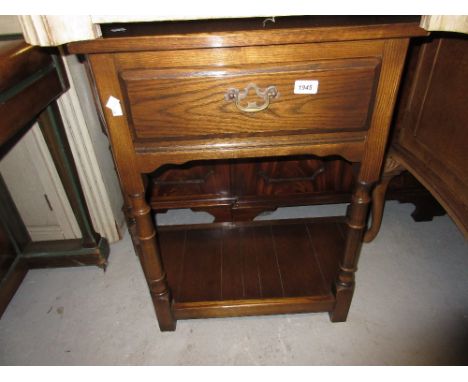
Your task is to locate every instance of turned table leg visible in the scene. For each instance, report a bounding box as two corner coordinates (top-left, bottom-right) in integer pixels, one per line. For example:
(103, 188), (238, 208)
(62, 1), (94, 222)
(130, 191), (176, 331)
(330, 180), (372, 322)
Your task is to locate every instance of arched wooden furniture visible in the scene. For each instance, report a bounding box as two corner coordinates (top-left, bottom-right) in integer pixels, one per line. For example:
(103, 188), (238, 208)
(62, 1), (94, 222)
(69, 16), (427, 331)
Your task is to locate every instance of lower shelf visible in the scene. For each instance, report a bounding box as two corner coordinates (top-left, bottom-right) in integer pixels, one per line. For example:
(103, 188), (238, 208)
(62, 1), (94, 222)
(158, 217), (346, 319)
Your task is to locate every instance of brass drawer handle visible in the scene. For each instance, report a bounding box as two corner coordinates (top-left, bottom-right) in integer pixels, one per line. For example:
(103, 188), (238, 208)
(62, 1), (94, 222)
(225, 83), (279, 113)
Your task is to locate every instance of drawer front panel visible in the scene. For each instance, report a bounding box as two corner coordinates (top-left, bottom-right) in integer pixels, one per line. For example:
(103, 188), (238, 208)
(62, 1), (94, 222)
(121, 57), (380, 142)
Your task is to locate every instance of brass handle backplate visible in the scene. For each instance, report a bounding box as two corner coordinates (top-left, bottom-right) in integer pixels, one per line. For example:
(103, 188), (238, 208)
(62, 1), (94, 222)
(225, 83), (279, 113)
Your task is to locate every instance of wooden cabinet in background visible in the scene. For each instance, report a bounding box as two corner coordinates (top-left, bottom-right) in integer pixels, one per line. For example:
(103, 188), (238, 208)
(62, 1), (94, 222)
(392, 34), (468, 237)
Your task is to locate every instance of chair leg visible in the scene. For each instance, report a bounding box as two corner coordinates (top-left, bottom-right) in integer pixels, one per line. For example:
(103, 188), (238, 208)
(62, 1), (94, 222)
(363, 157), (404, 243)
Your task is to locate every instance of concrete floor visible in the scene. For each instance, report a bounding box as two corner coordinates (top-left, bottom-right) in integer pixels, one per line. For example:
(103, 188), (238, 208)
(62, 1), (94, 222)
(0, 201), (467, 365)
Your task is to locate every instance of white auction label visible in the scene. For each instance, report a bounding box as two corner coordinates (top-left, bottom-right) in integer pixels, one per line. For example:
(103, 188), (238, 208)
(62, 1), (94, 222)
(294, 80), (319, 94)
(105, 95), (123, 117)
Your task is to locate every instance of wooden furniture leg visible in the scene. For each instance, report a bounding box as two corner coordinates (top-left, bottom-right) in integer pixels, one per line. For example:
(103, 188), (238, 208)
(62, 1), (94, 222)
(0, 175), (29, 316)
(330, 180), (372, 321)
(364, 156), (404, 243)
(24, 102), (110, 267)
(130, 189), (176, 331)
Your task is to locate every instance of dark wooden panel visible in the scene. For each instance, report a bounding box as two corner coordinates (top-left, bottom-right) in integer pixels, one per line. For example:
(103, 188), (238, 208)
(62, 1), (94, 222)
(178, 228), (223, 302)
(0, 40), (52, 93)
(158, 218), (345, 308)
(100, 16), (422, 39)
(219, 227), (244, 300)
(271, 223), (327, 296)
(0, 70), (64, 149)
(157, 229), (186, 301)
(306, 222), (344, 288)
(234, 156), (355, 198)
(393, 36), (468, 237)
(150, 161), (231, 209)
(237, 226), (262, 299)
(249, 225), (285, 299)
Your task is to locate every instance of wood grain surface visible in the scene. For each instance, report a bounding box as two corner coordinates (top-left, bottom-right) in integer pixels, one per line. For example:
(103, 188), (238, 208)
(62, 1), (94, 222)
(122, 58), (380, 141)
(158, 217), (344, 318)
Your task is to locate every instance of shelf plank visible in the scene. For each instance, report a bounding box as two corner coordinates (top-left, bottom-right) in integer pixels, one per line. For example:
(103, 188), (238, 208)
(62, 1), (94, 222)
(159, 217), (344, 319)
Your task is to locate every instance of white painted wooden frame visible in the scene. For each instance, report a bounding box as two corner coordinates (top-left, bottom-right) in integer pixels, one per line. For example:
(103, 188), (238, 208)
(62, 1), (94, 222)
(56, 54), (124, 243)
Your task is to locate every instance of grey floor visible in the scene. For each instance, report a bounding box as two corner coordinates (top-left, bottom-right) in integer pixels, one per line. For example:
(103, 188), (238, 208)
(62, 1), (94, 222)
(0, 201), (467, 365)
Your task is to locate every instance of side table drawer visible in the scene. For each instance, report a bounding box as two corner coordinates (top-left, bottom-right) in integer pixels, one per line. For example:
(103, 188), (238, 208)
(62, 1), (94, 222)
(120, 57), (380, 143)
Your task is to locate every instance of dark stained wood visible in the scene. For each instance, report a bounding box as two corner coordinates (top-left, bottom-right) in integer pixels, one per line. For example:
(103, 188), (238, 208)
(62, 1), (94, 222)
(157, 229), (185, 300)
(179, 228), (223, 302)
(150, 161), (232, 212)
(364, 156), (404, 243)
(0, 257), (28, 317)
(219, 227), (244, 300)
(100, 16), (422, 39)
(248, 226), (284, 299)
(151, 155), (442, 226)
(158, 218), (343, 319)
(0, 174), (30, 317)
(79, 17), (422, 330)
(22, 239), (108, 268)
(271, 223), (326, 296)
(307, 222), (345, 289)
(234, 156), (354, 200)
(330, 181), (372, 322)
(392, 35), (468, 238)
(0, 40), (52, 93)
(237, 226), (262, 298)
(173, 296), (335, 320)
(0, 68), (64, 152)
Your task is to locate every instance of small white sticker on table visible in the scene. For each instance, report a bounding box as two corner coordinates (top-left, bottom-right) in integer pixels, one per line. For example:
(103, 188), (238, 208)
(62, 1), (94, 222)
(294, 80), (319, 94)
(105, 96), (123, 117)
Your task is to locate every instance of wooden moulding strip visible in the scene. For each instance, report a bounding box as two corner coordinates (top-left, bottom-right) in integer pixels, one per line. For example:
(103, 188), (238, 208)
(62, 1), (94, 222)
(136, 138), (366, 173)
(173, 295), (335, 320)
